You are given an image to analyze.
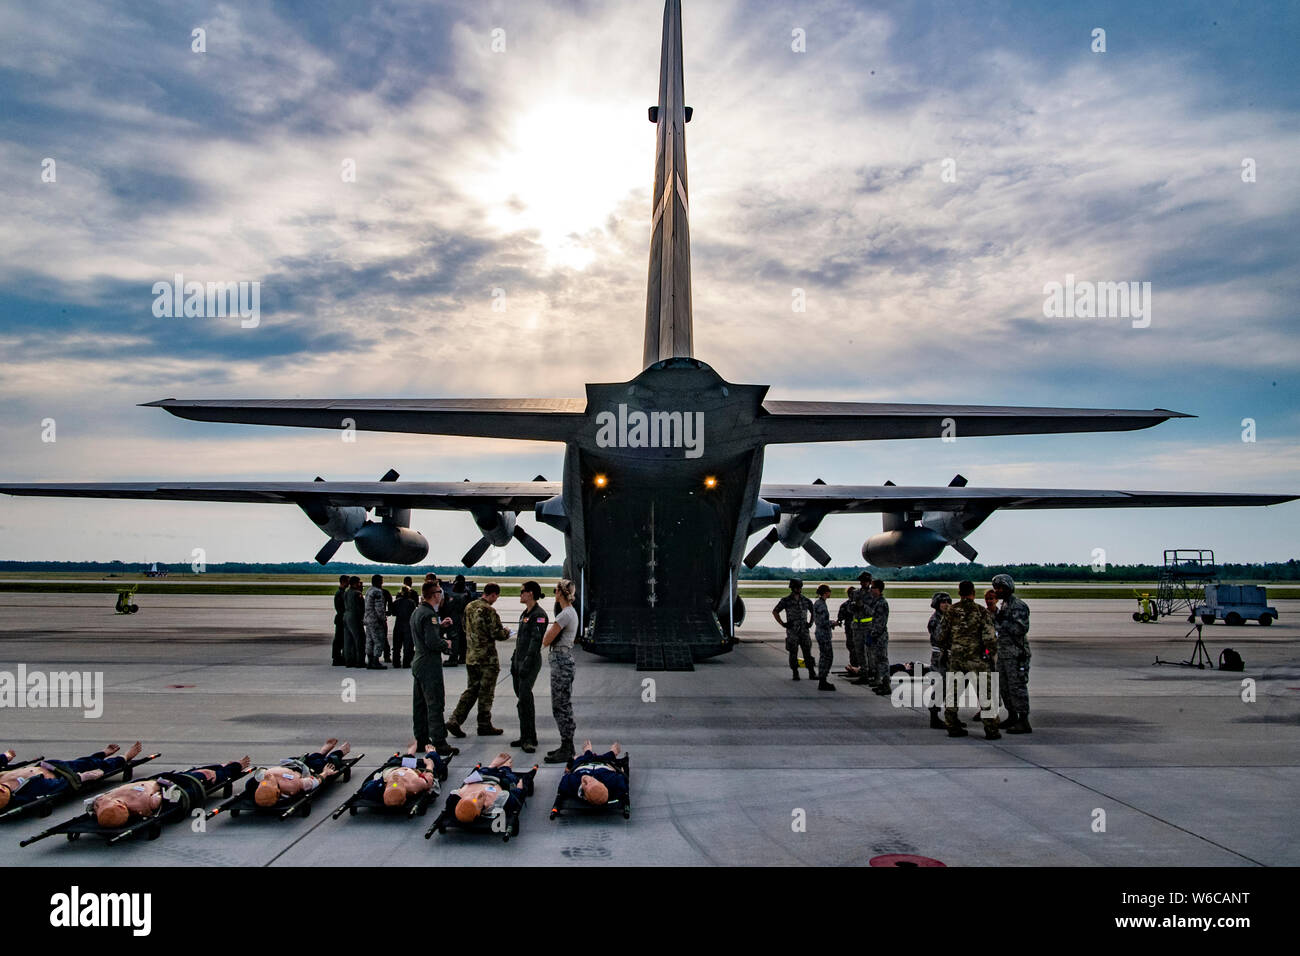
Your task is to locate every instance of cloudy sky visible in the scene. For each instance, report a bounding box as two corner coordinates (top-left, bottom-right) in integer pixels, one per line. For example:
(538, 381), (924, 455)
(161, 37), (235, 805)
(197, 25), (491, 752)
(0, 0), (1296, 568)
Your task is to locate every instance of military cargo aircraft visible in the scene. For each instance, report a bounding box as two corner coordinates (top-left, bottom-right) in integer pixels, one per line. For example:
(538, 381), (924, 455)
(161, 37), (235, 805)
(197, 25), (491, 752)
(3, 1), (1293, 668)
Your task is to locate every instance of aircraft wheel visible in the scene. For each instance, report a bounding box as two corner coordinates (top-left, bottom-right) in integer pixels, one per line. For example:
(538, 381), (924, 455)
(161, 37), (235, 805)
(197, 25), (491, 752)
(1226, 613), (1244, 626)
(1259, 614), (1273, 626)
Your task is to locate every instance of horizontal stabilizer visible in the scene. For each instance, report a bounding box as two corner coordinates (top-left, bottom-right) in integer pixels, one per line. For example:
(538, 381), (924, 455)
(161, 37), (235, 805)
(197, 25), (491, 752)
(759, 401), (1191, 443)
(142, 398), (586, 442)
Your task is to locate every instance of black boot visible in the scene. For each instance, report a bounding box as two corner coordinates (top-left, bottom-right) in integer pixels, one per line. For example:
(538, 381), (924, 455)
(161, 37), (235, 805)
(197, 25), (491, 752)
(929, 708), (946, 729)
(1006, 715), (1033, 734)
(544, 739), (574, 764)
(818, 679), (837, 692)
(998, 709), (1019, 730)
(947, 725), (969, 738)
(791, 669), (800, 681)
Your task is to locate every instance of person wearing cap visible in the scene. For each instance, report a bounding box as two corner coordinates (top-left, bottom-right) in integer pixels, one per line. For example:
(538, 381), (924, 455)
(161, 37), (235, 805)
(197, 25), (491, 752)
(773, 579), (816, 681)
(90, 756), (251, 828)
(556, 741), (628, 806)
(812, 584), (838, 691)
(510, 581), (549, 753)
(0, 742), (143, 811)
(992, 574), (1032, 734)
(864, 579), (892, 696)
(847, 572), (876, 685)
(937, 580), (1000, 739)
(926, 592), (953, 729)
(446, 583), (512, 738)
(837, 586), (860, 670)
(248, 739), (350, 808)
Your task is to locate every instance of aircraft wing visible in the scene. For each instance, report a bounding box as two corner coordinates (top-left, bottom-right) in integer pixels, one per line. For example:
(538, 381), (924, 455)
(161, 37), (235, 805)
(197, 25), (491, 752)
(760, 483), (1297, 513)
(0, 481), (561, 511)
(758, 401), (1190, 443)
(142, 398), (587, 442)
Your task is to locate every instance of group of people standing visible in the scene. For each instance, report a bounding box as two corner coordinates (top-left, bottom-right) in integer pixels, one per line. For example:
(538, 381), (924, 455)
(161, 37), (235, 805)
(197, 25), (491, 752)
(774, 573), (1033, 737)
(329, 574), (584, 766)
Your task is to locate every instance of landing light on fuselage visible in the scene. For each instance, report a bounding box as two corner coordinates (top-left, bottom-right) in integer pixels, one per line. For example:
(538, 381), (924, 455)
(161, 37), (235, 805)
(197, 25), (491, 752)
(594, 474), (608, 489)
(703, 475), (717, 489)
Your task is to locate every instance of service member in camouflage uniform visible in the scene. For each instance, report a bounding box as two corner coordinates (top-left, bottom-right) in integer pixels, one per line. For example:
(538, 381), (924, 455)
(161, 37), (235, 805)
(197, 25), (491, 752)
(447, 583), (511, 737)
(937, 580), (1000, 739)
(772, 579), (816, 681)
(390, 586), (418, 668)
(812, 584), (838, 691)
(848, 573), (876, 685)
(992, 574), (1032, 734)
(363, 574), (389, 670)
(510, 581), (549, 753)
(836, 587), (859, 670)
(865, 579), (892, 696)
(926, 592), (952, 728)
(543, 579), (581, 764)
(410, 581), (458, 757)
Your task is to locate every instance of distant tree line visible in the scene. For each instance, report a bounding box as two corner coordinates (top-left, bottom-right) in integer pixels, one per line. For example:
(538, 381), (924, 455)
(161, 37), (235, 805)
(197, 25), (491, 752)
(3, 559), (1298, 581)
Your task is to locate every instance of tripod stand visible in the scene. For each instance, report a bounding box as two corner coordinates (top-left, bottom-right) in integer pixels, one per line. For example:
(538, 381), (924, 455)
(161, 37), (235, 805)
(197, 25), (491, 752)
(1154, 621), (1214, 669)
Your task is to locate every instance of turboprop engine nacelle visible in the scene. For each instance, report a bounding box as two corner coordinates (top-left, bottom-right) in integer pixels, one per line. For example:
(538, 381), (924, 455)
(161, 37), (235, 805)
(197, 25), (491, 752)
(353, 522), (429, 564)
(862, 527), (948, 568)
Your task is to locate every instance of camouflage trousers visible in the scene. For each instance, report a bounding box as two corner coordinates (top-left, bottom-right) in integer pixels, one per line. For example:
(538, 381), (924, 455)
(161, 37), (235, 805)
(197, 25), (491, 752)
(364, 620), (388, 659)
(998, 654), (1030, 716)
(450, 659), (499, 728)
(943, 658), (999, 734)
(869, 632), (890, 687)
(815, 636), (834, 680)
(785, 630), (814, 672)
(846, 627), (861, 669)
(549, 650), (576, 741)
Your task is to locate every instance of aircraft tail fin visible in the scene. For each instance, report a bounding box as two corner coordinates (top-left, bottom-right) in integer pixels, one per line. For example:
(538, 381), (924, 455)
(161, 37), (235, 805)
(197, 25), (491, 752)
(643, 0), (694, 368)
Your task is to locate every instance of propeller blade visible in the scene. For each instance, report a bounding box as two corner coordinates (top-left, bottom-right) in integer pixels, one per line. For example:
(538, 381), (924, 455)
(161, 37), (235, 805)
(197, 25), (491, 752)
(461, 536), (493, 567)
(379, 469), (399, 482)
(314, 538), (344, 565)
(884, 479), (896, 486)
(948, 474), (967, 487)
(951, 538), (978, 561)
(744, 528), (781, 568)
(802, 538), (833, 567)
(513, 525), (552, 562)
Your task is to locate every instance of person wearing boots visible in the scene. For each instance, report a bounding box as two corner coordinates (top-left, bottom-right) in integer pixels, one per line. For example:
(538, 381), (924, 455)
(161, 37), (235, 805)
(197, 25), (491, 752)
(446, 583), (512, 739)
(542, 579), (580, 764)
(364, 574), (389, 670)
(344, 576), (366, 668)
(331, 573), (349, 665)
(992, 574), (1032, 734)
(864, 579), (892, 696)
(772, 579), (816, 682)
(937, 580), (1000, 740)
(510, 581), (548, 753)
(390, 585), (418, 668)
(812, 584), (838, 691)
(926, 592), (952, 728)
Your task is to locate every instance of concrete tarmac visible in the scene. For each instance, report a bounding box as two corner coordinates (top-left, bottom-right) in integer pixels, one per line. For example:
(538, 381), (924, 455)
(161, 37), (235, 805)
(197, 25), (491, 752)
(1, 593), (1296, 866)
